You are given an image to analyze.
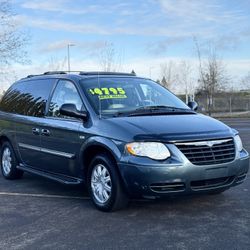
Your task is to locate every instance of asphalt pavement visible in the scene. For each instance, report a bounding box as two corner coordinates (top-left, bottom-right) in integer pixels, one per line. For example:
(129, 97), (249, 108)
(0, 118), (249, 250)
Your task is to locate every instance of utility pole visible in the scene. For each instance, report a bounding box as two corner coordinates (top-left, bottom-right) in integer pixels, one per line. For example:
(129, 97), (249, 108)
(67, 43), (75, 72)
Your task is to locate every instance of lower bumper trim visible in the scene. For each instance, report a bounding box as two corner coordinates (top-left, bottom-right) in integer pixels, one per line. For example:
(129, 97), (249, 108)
(234, 173), (248, 184)
(150, 182), (185, 193)
(190, 176), (235, 191)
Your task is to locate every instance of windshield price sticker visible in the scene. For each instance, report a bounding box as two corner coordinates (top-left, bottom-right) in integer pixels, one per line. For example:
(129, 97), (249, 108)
(89, 87), (127, 100)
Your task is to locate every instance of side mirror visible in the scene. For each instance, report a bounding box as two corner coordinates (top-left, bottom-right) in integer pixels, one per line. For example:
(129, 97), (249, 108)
(59, 103), (88, 120)
(187, 101), (198, 111)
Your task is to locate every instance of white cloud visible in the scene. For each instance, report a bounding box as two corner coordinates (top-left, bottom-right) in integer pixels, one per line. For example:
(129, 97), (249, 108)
(16, 0), (250, 39)
(20, 0), (101, 15)
(158, 0), (245, 24)
(20, 0), (135, 15)
(21, 0), (68, 12)
(156, 0), (249, 41)
(16, 15), (111, 35)
(39, 40), (108, 55)
(15, 14), (214, 37)
(40, 40), (72, 52)
(145, 37), (185, 55)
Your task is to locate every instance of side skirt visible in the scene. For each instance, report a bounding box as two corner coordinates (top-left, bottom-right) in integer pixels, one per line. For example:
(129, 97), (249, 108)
(17, 164), (83, 185)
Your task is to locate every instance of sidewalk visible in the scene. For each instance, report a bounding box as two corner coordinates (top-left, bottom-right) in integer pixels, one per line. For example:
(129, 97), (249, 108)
(209, 111), (250, 118)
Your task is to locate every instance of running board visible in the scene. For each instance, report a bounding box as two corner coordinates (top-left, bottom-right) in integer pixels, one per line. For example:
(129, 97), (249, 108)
(17, 164), (83, 185)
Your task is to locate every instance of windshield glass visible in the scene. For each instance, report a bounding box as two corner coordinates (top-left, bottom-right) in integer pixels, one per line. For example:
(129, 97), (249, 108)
(80, 77), (190, 117)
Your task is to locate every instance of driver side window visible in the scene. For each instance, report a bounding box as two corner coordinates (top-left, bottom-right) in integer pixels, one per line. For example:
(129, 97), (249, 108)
(48, 80), (83, 118)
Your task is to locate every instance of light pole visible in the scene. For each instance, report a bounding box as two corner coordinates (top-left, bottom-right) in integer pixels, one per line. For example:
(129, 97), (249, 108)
(67, 43), (75, 72)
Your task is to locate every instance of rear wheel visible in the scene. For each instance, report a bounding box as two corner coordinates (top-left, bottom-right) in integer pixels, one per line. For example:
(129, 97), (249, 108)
(87, 153), (128, 212)
(0, 141), (23, 179)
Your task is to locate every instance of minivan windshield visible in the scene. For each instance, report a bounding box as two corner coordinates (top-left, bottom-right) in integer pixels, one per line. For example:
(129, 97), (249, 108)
(80, 77), (192, 117)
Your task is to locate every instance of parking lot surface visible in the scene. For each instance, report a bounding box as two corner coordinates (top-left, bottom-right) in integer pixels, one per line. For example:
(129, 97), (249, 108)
(0, 118), (249, 250)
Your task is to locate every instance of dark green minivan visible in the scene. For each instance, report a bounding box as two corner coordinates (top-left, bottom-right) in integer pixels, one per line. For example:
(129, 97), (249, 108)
(0, 71), (249, 211)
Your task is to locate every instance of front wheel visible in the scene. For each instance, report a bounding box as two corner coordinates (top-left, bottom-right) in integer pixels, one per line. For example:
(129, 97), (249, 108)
(87, 153), (128, 212)
(0, 141), (23, 180)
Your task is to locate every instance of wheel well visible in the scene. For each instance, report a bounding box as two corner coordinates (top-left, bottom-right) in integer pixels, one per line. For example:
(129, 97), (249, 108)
(0, 136), (9, 148)
(82, 145), (118, 180)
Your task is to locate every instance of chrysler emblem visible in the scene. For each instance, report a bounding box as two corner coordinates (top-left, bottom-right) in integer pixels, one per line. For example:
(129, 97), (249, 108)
(206, 141), (215, 147)
(175, 139), (232, 147)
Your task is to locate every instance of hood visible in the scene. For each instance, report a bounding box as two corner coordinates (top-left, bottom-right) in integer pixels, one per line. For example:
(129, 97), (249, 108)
(105, 114), (235, 142)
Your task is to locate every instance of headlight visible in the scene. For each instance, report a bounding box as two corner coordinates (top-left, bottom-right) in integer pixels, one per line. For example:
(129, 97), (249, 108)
(234, 135), (243, 152)
(126, 142), (171, 160)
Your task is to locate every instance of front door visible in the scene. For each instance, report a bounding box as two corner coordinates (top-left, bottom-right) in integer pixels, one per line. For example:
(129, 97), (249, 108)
(39, 80), (85, 177)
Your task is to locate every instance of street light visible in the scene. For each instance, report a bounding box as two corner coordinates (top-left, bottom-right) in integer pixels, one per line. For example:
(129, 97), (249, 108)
(67, 43), (75, 72)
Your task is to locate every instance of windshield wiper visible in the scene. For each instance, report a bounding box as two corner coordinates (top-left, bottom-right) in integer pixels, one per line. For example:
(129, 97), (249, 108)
(113, 105), (195, 117)
(128, 105), (195, 116)
(134, 105), (190, 111)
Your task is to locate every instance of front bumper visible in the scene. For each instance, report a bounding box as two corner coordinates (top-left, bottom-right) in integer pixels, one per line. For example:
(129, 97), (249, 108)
(118, 149), (249, 198)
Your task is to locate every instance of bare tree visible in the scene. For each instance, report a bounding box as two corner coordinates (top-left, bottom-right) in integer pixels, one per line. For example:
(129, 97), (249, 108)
(160, 61), (177, 90)
(0, 0), (29, 66)
(47, 56), (67, 71)
(241, 72), (250, 89)
(194, 38), (229, 115)
(98, 42), (123, 72)
(177, 60), (195, 103)
(0, 0), (29, 93)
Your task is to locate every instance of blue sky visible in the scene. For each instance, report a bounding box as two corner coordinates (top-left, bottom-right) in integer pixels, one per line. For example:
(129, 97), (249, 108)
(8, 0), (250, 90)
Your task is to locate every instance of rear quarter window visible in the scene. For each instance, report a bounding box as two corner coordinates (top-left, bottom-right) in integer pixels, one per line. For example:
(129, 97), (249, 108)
(0, 79), (54, 117)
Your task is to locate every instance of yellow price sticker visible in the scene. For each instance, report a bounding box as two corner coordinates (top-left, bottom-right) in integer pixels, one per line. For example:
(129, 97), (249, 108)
(89, 87), (127, 99)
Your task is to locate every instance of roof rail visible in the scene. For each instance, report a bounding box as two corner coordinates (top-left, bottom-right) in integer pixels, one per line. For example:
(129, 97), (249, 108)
(26, 74), (41, 78)
(25, 71), (67, 78)
(43, 71), (67, 75)
(79, 71), (136, 76)
(25, 71), (136, 79)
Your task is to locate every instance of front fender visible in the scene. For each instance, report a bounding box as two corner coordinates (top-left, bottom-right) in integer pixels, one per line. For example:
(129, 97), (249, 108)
(80, 136), (123, 161)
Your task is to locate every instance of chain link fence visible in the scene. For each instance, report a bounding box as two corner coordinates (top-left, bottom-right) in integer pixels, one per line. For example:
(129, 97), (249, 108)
(179, 91), (250, 117)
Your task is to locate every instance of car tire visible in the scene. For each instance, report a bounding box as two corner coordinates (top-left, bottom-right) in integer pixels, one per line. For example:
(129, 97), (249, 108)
(0, 141), (23, 180)
(87, 153), (128, 212)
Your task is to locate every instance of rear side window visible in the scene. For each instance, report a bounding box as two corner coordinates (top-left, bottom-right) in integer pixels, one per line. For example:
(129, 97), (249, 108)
(0, 83), (26, 115)
(0, 79), (54, 117)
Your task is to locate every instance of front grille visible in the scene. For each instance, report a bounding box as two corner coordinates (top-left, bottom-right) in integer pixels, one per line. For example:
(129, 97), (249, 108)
(176, 138), (235, 165)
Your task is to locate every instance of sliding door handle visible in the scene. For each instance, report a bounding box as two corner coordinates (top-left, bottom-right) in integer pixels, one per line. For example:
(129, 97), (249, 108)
(32, 128), (40, 135)
(41, 129), (50, 136)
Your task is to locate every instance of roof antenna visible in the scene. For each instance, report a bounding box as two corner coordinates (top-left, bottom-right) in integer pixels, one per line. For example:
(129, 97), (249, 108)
(98, 71), (102, 119)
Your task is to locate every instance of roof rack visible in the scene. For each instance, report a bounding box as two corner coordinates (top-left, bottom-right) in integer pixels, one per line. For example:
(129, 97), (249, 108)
(26, 74), (41, 78)
(25, 71), (136, 79)
(79, 71), (136, 76)
(25, 71), (68, 78)
(43, 71), (67, 75)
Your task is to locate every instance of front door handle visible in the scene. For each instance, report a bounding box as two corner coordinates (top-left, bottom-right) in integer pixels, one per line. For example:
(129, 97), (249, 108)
(41, 129), (50, 136)
(32, 128), (40, 135)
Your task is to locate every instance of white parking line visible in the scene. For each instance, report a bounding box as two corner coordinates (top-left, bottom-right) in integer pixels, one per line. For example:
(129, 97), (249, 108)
(0, 192), (152, 203)
(0, 192), (90, 200)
